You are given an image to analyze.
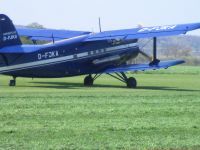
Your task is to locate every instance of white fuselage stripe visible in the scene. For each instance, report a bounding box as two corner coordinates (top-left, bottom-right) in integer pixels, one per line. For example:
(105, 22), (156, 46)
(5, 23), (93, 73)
(0, 43), (138, 73)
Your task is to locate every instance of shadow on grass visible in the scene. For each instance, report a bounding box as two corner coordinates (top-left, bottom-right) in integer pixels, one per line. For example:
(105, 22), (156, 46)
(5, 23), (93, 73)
(137, 86), (200, 92)
(16, 81), (200, 92)
(21, 82), (125, 89)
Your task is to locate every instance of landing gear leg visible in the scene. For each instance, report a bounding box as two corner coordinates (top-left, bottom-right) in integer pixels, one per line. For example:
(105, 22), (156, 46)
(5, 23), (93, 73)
(9, 76), (16, 87)
(107, 72), (137, 88)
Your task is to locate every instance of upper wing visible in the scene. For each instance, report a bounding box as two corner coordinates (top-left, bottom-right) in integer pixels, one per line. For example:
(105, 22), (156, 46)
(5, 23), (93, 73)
(85, 23), (200, 42)
(16, 23), (200, 42)
(99, 60), (184, 74)
(16, 27), (91, 41)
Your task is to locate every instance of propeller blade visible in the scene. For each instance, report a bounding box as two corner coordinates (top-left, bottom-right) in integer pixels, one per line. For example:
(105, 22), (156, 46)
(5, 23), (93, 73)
(139, 50), (152, 61)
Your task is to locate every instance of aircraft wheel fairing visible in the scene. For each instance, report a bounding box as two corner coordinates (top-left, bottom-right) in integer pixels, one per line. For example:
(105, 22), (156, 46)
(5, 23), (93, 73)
(127, 77), (137, 88)
(84, 75), (94, 86)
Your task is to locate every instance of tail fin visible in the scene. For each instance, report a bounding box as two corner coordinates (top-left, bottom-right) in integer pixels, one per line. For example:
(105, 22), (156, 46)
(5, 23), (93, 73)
(0, 14), (22, 48)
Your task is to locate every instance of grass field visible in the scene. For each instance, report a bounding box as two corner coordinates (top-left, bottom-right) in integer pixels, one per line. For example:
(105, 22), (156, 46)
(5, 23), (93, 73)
(0, 66), (200, 150)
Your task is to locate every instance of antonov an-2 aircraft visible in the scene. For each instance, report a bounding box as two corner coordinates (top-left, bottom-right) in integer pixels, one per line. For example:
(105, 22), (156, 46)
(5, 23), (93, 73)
(0, 14), (200, 88)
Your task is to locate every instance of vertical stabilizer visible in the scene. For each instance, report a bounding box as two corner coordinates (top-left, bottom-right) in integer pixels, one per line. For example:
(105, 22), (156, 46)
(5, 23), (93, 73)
(0, 14), (22, 48)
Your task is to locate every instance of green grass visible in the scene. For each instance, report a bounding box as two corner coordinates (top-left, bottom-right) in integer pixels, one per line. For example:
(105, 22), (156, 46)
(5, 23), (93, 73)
(0, 66), (200, 150)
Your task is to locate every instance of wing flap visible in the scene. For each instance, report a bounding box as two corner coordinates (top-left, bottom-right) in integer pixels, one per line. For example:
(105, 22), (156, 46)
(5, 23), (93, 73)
(85, 23), (200, 41)
(101, 60), (185, 74)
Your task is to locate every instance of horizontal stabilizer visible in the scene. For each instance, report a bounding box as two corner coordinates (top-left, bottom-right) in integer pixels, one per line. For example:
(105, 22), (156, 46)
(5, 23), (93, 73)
(16, 27), (91, 41)
(100, 60), (185, 74)
(0, 45), (42, 53)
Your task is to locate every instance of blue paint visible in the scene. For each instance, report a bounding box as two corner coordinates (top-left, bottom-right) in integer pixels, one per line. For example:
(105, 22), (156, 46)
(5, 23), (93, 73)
(0, 14), (199, 79)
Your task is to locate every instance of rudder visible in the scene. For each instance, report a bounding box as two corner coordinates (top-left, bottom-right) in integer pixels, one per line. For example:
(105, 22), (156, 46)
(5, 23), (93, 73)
(0, 14), (22, 48)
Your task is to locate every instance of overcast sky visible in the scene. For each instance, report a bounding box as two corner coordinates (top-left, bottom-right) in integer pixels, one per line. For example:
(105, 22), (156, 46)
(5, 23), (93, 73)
(1, 0), (200, 34)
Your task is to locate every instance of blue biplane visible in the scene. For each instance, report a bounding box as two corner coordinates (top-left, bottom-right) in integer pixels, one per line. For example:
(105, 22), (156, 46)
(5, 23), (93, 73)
(0, 14), (200, 88)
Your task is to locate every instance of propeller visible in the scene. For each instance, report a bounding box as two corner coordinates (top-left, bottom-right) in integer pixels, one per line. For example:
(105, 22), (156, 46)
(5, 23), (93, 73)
(138, 38), (153, 61)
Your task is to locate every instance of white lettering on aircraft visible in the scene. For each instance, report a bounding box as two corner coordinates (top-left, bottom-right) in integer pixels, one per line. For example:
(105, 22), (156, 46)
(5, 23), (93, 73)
(38, 51), (59, 60)
(37, 43), (138, 61)
(3, 31), (18, 41)
(138, 25), (177, 33)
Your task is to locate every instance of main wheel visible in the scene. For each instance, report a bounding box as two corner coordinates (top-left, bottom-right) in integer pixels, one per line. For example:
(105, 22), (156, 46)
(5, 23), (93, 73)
(9, 80), (16, 86)
(126, 77), (137, 88)
(84, 75), (94, 86)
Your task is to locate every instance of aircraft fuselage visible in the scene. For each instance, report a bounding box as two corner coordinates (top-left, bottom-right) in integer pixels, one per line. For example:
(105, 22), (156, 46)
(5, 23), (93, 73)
(0, 35), (139, 78)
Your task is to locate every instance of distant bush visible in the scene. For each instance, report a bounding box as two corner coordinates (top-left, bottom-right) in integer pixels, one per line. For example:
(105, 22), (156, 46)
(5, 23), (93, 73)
(183, 57), (200, 66)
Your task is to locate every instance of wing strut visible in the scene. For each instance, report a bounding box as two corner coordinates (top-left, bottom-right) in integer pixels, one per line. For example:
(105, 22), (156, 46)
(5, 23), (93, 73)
(149, 37), (160, 66)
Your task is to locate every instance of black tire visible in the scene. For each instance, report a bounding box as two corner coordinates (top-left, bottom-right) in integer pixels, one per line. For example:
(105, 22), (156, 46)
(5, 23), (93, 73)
(9, 80), (16, 86)
(127, 77), (137, 88)
(84, 75), (94, 86)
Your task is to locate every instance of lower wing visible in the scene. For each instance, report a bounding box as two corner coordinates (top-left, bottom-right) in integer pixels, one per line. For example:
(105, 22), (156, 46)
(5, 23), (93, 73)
(99, 60), (184, 74)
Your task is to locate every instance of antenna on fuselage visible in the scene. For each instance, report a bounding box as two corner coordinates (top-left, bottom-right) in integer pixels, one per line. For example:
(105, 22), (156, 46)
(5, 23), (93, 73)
(98, 17), (102, 32)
